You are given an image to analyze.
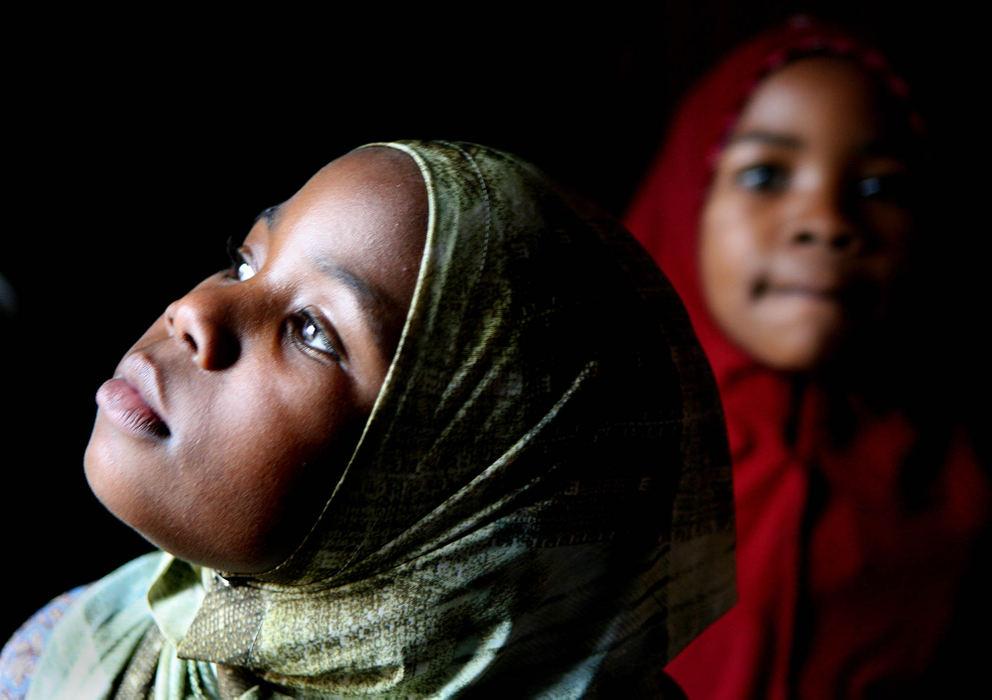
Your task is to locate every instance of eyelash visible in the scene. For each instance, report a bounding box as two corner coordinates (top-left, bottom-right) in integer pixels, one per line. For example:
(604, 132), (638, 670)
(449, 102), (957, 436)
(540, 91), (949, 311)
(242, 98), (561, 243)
(289, 311), (342, 363)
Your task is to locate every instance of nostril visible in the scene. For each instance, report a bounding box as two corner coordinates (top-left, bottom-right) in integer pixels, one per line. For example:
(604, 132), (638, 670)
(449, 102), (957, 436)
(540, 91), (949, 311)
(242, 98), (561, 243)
(182, 331), (199, 354)
(794, 231), (816, 245)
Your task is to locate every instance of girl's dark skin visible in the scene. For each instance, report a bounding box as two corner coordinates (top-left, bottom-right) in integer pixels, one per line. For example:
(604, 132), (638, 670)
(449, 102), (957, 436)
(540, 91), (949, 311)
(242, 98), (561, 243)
(700, 57), (913, 372)
(84, 148), (428, 574)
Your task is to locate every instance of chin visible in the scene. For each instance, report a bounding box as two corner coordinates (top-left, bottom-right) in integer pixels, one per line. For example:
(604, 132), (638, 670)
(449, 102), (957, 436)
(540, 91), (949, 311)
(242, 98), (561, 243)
(741, 328), (843, 374)
(83, 420), (129, 519)
(761, 352), (828, 374)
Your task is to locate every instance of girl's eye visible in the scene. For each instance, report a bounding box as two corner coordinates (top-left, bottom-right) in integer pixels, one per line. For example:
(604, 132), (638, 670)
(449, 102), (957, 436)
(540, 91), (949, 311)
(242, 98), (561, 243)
(235, 260), (256, 282)
(226, 241), (257, 282)
(293, 312), (342, 362)
(857, 173), (910, 203)
(735, 163), (788, 192)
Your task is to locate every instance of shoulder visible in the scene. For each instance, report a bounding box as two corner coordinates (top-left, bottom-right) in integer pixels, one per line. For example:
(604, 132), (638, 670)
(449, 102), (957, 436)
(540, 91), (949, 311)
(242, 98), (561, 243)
(0, 587), (87, 699)
(0, 552), (166, 700)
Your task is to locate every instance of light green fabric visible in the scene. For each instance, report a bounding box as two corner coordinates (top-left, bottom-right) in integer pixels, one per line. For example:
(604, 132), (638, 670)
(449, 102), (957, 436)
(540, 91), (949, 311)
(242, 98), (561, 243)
(32, 141), (735, 697)
(28, 554), (161, 699)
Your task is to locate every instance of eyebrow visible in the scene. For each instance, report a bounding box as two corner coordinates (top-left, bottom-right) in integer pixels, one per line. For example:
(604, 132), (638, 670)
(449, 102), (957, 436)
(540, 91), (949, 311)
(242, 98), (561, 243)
(729, 131), (913, 161)
(254, 204), (283, 229)
(316, 259), (406, 360)
(727, 130), (803, 148)
(862, 137), (913, 160)
(255, 204), (407, 360)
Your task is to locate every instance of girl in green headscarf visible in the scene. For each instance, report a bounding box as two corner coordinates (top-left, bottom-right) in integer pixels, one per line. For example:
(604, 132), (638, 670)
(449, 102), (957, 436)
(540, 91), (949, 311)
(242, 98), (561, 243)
(4, 141), (734, 698)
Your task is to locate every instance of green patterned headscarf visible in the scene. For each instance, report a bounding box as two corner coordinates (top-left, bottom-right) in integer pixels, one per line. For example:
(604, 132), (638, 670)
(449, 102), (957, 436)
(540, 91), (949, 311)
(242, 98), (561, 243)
(31, 141), (734, 698)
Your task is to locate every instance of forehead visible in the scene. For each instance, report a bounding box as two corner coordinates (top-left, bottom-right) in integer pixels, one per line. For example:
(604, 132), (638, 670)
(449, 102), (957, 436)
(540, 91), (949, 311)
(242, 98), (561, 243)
(280, 148), (427, 264)
(256, 148), (428, 355)
(735, 57), (881, 140)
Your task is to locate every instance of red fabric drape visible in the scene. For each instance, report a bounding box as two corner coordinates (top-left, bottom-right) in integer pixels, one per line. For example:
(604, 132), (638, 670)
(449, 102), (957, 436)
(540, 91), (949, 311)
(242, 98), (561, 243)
(625, 17), (990, 699)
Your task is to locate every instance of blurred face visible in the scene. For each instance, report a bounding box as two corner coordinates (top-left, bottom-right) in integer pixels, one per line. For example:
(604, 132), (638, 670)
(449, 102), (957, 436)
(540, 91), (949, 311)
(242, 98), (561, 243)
(700, 57), (914, 371)
(85, 148), (427, 574)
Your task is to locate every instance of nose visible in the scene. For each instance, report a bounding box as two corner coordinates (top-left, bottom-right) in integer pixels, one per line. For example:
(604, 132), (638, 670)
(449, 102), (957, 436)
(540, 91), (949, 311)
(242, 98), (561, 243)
(165, 285), (241, 370)
(788, 189), (864, 255)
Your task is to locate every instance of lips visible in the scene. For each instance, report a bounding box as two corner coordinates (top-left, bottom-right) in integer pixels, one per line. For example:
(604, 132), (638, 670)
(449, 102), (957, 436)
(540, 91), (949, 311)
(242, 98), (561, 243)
(96, 352), (170, 438)
(765, 283), (844, 299)
(753, 260), (873, 305)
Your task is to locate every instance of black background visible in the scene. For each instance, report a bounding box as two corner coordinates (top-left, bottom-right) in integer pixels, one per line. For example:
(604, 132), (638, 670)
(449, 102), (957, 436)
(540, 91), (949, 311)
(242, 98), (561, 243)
(2, 2), (984, 642)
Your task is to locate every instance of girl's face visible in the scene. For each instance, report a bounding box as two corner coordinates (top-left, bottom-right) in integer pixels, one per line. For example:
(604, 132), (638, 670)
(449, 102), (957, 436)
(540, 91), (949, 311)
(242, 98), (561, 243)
(700, 57), (913, 372)
(85, 148), (427, 574)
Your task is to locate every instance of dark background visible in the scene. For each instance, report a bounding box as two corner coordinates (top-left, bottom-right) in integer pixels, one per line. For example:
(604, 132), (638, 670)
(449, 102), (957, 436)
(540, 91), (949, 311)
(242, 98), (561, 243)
(2, 3), (983, 642)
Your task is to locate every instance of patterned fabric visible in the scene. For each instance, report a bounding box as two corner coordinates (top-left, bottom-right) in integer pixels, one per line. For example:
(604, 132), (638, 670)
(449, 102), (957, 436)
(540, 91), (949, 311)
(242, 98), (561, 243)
(1, 587), (86, 699)
(29, 141), (735, 697)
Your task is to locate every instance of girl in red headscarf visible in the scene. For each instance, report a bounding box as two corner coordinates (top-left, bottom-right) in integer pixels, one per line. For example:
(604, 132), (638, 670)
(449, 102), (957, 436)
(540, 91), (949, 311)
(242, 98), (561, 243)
(626, 16), (991, 699)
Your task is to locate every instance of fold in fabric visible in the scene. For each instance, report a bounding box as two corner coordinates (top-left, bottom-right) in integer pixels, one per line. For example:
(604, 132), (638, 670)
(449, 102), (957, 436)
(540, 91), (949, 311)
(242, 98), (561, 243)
(32, 141), (734, 697)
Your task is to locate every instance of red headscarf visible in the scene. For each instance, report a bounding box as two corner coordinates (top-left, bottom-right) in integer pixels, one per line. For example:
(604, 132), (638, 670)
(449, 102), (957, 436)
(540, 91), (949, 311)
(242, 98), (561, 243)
(626, 17), (990, 699)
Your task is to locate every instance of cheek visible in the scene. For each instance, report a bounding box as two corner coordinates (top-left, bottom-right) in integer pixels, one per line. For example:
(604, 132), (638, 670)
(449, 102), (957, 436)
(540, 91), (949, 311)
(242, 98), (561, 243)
(207, 383), (365, 572)
(227, 368), (364, 496)
(857, 207), (914, 312)
(85, 358), (367, 573)
(202, 370), (359, 493)
(866, 207), (913, 271)
(699, 197), (764, 311)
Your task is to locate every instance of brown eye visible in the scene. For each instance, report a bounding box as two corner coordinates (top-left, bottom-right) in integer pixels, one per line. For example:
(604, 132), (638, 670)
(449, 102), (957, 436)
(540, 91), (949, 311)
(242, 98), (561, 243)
(857, 173), (910, 204)
(235, 261), (256, 282)
(292, 312), (341, 362)
(736, 164), (788, 192)
(226, 243), (257, 282)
